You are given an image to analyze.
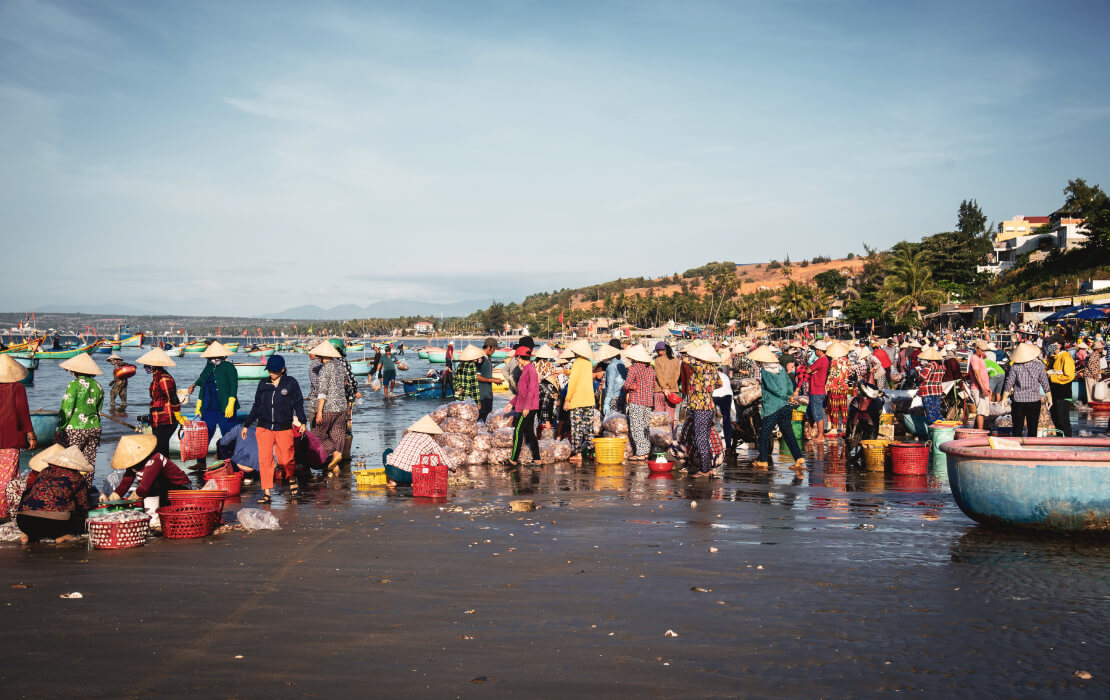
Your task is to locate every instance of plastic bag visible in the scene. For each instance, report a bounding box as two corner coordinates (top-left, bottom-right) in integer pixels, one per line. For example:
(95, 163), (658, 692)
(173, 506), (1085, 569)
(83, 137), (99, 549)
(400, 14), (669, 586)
(442, 417), (477, 435)
(487, 409), (514, 430)
(492, 427), (515, 448)
(488, 447), (512, 464)
(466, 450), (488, 466)
(591, 409), (602, 435)
(237, 508), (281, 531)
(431, 406), (450, 424)
(369, 379), (382, 392)
(436, 432), (473, 452)
(447, 400), (480, 421)
(649, 412), (672, 428)
(441, 446), (468, 468)
(601, 413), (629, 435)
(650, 427), (673, 449)
(472, 433), (493, 452)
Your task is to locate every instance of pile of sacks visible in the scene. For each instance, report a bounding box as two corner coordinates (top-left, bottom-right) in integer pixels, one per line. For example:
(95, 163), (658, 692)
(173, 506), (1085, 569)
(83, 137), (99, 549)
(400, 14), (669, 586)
(429, 400), (577, 465)
(599, 411), (677, 456)
(735, 378), (762, 406)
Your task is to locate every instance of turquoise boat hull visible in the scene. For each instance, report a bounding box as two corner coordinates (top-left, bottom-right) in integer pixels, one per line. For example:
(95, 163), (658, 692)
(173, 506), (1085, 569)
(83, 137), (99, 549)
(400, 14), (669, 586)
(30, 411), (59, 446)
(246, 348), (276, 358)
(417, 350), (429, 359)
(401, 378), (453, 399)
(426, 351), (447, 364)
(491, 349), (510, 360)
(349, 360), (371, 376)
(234, 363), (270, 380)
(941, 437), (1110, 533)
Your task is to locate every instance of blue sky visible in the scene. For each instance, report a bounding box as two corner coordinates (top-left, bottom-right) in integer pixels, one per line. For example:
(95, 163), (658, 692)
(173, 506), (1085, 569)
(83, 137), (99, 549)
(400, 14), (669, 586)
(2, 0), (1108, 315)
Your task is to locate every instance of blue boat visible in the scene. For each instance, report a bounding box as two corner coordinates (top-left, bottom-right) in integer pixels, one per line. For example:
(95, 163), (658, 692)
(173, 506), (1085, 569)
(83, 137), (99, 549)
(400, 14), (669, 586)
(941, 437), (1110, 534)
(400, 377), (454, 400)
(29, 410), (59, 446)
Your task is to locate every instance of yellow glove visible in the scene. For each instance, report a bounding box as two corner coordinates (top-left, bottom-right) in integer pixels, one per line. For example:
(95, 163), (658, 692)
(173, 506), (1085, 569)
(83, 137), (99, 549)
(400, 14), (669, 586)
(174, 411), (187, 426)
(195, 398), (203, 415)
(224, 397), (236, 419)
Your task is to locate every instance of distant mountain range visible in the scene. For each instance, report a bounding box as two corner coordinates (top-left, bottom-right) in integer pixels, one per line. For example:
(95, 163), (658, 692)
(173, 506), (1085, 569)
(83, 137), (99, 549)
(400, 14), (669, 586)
(261, 298), (510, 320)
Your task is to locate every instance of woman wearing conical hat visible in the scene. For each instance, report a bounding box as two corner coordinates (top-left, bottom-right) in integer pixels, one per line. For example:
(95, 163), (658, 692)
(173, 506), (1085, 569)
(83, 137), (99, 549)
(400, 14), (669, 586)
(822, 342), (852, 437)
(915, 346), (947, 425)
(136, 348), (186, 459)
(308, 341), (348, 474)
(55, 353), (104, 466)
(1002, 343), (1052, 438)
(187, 341), (239, 470)
(106, 435), (192, 525)
(14, 445), (97, 545)
(0, 355), (36, 520)
(383, 415), (456, 488)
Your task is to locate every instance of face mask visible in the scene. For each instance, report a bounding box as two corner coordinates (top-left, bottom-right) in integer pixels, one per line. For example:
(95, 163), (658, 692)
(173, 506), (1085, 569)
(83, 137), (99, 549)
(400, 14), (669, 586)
(211, 358), (222, 365)
(144, 366), (155, 375)
(763, 363), (782, 374)
(806, 350), (817, 364)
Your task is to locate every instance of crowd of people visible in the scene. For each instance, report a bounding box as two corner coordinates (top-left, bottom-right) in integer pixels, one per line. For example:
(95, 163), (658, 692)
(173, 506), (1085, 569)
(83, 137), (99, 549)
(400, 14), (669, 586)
(2, 323), (1104, 544)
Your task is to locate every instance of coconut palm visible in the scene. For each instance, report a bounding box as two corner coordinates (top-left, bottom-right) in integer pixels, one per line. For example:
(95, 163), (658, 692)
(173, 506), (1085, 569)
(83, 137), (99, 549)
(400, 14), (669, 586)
(880, 243), (946, 323)
(776, 280), (817, 323)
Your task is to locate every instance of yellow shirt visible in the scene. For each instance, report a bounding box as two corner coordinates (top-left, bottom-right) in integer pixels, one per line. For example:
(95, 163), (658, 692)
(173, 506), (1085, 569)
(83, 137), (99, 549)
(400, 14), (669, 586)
(1050, 351), (1075, 385)
(564, 357), (596, 409)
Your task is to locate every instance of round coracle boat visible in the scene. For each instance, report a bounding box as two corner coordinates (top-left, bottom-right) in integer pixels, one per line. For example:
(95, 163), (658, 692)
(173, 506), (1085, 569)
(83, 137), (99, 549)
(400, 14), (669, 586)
(940, 437), (1110, 534)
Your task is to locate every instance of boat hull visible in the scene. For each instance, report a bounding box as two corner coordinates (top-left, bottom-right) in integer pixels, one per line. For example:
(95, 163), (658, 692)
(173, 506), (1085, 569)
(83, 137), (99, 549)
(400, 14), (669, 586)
(246, 348), (276, 358)
(22, 344), (98, 360)
(119, 334), (143, 347)
(941, 437), (1110, 533)
(30, 411), (59, 446)
(348, 360), (371, 376)
(426, 351), (447, 364)
(234, 363), (270, 381)
(401, 379), (454, 399)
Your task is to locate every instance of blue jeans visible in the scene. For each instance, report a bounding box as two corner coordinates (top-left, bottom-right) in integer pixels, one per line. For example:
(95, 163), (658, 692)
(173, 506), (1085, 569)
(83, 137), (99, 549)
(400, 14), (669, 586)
(758, 406), (803, 462)
(201, 410), (240, 447)
(807, 395), (826, 423)
(713, 395), (734, 449)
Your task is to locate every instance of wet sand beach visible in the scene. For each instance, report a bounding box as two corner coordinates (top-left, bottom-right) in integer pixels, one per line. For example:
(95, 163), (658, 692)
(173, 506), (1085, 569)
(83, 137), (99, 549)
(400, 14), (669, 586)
(1, 350), (1107, 696)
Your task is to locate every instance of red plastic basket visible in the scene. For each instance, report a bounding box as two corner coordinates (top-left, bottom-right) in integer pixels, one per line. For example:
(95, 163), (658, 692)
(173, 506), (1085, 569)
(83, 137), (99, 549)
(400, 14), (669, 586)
(167, 489), (227, 512)
(891, 442), (929, 475)
(178, 420), (209, 461)
(412, 454), (448, 499)
(157, 504), (220, 539)
(87, 513), (151, 550)
(203, 463), (233, 480)
(204, 471), (243, 497)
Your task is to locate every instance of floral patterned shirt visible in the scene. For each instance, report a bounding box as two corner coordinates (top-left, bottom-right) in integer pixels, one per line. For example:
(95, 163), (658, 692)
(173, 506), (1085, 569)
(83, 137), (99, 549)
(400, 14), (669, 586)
(1084, 350), (1105, 380)
(825, 357), (852, 395)
(58, 377), (102, 430)
(683, 359), (721, 411)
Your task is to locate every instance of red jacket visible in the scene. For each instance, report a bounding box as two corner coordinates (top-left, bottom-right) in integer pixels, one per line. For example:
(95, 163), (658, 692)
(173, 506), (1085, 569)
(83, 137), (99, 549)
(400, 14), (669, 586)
(0, 382), (34, 449)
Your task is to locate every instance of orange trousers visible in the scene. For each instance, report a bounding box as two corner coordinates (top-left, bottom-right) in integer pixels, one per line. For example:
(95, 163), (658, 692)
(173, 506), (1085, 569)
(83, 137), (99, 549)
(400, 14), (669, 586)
(256, 427), (295, 490)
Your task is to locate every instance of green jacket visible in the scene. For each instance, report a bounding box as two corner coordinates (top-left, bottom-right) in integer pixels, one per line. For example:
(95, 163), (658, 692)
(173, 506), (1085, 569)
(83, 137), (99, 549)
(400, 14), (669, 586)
(760, 366), (795, 417)
(192, 361), (238, 410)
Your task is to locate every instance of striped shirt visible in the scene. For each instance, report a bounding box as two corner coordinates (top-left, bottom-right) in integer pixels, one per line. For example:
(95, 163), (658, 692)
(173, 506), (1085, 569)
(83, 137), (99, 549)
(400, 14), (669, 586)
(624, 362), (656, 406)
(1003, 361), (1051, 403)
(917, 361), (944, 398)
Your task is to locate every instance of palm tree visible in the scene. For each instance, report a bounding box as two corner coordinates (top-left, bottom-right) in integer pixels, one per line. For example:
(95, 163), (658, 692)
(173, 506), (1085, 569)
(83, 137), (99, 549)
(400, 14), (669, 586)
(776, 280), (816, 323)
(880, 243), (946, 323)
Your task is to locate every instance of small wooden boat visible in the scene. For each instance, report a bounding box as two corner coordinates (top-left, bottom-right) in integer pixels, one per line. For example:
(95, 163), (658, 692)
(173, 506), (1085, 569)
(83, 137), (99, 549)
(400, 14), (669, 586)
(426, 349), (447, 364)
(941, 437), (1110, 533)
(401, 377), (454, 399)
(417, 348), (430, 359)
(19, 343), (98, 360)
(119, 333), (143, 348)
(246, 347), (276, 358)
(346, 343), (365, 352)
(234, 362), (270, 380)
(224, 342), (239, 352)
(30, 410), (59, 446)
(15, 357), (40, 370)
(183, 342), (207, 353)
(166, 345), (185, 357)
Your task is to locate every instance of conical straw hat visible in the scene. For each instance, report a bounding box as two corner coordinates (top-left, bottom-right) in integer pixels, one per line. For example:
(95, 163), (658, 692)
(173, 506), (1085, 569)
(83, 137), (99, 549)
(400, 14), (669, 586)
(136, 348), (176, 367)
(58, 353), (102, 376)
(408, 415), (443, 435)
(625, 344), (652, 364)
(531, 344), (558, 360)
(595, 344), (621, 362)
(111, 434), (158, 470)
(687, 343), (723, 364)
(456, 344), (484, 362)
(0, 355), (29, 383)
(568, 339), (594, 359)
(855, 346), (872, 360)
(308, 340), (341, 358)
(824, 342), (851, 359)
(29, 444), (94, 473)
(558, 348), (576, 360)
(917, 347), (943, 362)
(201, 341), (233, 358)
(1010, 343), (1042, 364)
(747, 345), (779, 364)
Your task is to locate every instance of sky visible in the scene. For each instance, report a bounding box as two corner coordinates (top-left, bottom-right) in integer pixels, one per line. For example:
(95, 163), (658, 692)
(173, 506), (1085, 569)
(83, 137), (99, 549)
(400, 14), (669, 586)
(2, 0), (1109, 316)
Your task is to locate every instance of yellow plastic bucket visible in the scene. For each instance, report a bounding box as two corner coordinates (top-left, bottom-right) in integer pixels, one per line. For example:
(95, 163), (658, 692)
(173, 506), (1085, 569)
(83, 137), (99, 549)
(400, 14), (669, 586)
(355, 468), (387, 487)
(861, 439), (890, 472)
(593, 437), (627, 465)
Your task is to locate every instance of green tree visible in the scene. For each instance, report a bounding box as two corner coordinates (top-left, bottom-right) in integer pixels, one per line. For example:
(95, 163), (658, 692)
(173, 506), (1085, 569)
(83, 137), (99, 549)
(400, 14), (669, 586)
(776, 280), (816, 323)
(813, 270), (846, 295)
(957, 199), (987, 238)
(880, 243), (947, 324)
(842, 299), (888, 329)
(1066, 178), (1110, 251)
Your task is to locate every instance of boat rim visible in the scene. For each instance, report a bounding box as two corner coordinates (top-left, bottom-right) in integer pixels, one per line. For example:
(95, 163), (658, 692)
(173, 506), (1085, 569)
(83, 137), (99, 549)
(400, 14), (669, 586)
(940, 436), (1110, 462)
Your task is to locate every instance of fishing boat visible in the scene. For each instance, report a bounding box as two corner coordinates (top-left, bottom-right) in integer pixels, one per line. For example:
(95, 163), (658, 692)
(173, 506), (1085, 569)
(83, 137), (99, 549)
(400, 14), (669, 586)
(29, 410), (59, 446)
(426, 349), (447, 364)
(491, 348), (511, 360)
(401, 377), (454, 399)
(246, 346), (276, 358)
(234, 363), (270, 381)
(118, 333), (143, 348)
(417, 348), (430, 359)
(183, 342), (207, 353)
(14, 357), (38, 370)
(346, 343), (365, 352)
(224, 342), (239, 352)
(16, 357), (36, 386)
(349, 360), (372, 376)
(166, 345), (185, 357)
(11, 343), (98, 360)
(940, 437), (1110, 533)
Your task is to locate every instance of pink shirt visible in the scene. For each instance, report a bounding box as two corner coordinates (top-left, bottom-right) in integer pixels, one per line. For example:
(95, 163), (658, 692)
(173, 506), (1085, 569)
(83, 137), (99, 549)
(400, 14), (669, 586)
(805, 355), (829, 396)
(968, 353), (989, 393)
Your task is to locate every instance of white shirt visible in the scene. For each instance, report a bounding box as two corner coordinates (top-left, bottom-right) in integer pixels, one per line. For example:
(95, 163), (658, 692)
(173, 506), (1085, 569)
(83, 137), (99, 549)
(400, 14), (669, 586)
(712, 371), (733, 398)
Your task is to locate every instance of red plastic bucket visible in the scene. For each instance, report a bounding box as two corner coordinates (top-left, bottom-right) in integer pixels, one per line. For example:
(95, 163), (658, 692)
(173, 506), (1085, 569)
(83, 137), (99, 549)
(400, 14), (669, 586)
(891, 442), (929, 475)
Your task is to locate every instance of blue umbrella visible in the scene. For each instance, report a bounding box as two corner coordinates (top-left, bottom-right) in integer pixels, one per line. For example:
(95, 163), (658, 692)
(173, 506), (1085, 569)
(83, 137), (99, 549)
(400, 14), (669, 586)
(1042, 305), (1082, 323)
(1073, 306), (1110, 320)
